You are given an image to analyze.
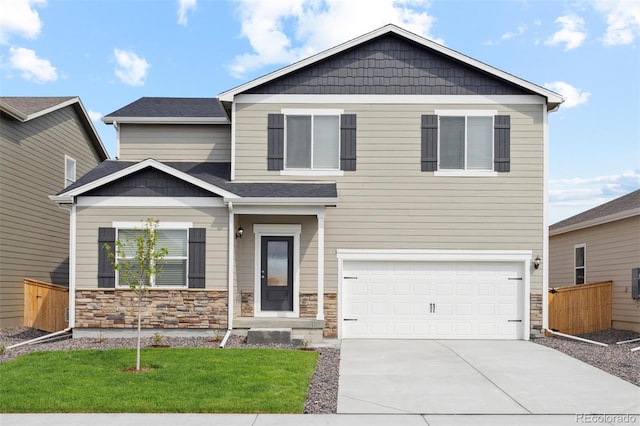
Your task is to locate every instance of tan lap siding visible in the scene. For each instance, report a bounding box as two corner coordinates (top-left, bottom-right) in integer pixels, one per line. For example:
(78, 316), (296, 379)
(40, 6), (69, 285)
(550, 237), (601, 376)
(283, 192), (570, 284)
(75, 206), (228, 290)
(118, 124), (231, 162)
(234, 103), (545, 294)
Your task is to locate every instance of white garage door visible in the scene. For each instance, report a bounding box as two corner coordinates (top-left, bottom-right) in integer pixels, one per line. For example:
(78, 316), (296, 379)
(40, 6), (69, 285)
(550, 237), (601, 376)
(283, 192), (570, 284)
(342, 261), (524, 339)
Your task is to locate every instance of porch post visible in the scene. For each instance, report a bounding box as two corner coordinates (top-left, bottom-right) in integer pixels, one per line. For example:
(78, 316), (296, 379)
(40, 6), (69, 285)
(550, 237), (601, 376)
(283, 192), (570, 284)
(316, 211), (325, 320)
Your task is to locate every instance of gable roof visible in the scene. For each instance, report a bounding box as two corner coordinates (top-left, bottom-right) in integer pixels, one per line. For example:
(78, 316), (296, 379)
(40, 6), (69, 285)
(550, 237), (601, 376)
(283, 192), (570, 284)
(0, 96), (109, 161)
(550, 189), (640, 236)
(53, 159), (337, 203)
(219, 24), (564, 110)
(102, 97), (229, 124)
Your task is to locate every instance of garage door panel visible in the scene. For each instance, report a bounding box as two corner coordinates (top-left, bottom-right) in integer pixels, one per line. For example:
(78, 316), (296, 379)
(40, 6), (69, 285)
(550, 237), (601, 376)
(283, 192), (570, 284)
(343, 260), (524, 339)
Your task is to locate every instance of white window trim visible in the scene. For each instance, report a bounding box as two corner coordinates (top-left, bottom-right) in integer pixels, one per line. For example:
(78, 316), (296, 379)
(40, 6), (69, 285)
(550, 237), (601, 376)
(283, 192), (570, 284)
(435, 109), (497, 174)
(65, 155), (76, 187)
(112, 221), (192, 289)
(253, 224), (301, 318)
(282, 108), (344, 172)
(574, 243), (586, 285)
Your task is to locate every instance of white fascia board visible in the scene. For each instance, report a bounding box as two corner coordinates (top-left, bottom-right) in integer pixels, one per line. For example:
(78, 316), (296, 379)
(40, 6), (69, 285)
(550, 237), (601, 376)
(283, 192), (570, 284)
(234, 205), (325, 216)
(0, 102), (28, 121)
(228, 197), (337, 206)
(235, 94), (546, 105)
(102, 116), (229, 124)
(24, 97), (79, 121)
(219, 24), (563, 107)
(77, 196), (224, 208)
(49, 195), (74, 203)
(59, 159), (240, 199)
(336, 249), (533, 262)
(74, 98), (110, 160)
(549, 209), (640, 236)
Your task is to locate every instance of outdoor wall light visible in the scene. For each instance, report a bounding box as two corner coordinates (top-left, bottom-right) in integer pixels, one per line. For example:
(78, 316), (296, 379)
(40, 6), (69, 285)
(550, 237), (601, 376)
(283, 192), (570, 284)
(533, 255), (541, 269)
(235, 226), (244, 239)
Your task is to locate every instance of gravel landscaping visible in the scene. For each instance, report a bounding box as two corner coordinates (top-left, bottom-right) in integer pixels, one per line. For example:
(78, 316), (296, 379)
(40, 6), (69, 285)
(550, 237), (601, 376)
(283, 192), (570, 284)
(2, 326), (638, 414)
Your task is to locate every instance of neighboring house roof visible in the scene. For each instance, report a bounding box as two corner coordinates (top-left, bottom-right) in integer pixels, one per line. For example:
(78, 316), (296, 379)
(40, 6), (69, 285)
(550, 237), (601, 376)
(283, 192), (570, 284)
(54, 159), (337, 202)
(102, 97), (229, 124)
(219, 23), (564, 110)
(550, 189), (640, 236)
(0, 96), (110, 161)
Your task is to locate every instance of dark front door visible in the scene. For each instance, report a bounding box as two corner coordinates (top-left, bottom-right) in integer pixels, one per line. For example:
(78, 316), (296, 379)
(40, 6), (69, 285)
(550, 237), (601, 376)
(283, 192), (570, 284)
(261, 236), (294, 311)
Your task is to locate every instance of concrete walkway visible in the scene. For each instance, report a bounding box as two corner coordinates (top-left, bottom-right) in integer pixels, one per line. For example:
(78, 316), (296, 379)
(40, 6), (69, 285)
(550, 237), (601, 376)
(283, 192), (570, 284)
(338, 340), (640, 415)
(5, 413), (640, 426)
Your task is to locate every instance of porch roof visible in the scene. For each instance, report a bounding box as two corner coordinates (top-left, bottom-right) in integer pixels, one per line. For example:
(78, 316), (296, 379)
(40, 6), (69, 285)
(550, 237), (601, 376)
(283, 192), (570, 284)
(57, 160), (337, 201)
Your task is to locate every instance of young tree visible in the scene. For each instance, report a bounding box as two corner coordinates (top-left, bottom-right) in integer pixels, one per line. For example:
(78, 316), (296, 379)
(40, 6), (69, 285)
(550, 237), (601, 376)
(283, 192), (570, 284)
(104, 218), (168, 371)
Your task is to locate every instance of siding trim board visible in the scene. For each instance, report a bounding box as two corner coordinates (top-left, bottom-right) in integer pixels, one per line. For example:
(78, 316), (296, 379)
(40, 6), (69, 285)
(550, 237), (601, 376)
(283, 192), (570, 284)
(235, 94), (548, 105)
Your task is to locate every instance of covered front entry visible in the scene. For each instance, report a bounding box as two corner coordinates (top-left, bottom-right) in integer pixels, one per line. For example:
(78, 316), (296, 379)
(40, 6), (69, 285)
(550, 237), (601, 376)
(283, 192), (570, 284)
(260, 235), (294, 311)
(339, 250), (531, 340)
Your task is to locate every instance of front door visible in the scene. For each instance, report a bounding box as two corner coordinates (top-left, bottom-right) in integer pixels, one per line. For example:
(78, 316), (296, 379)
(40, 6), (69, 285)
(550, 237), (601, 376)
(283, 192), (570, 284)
(261, 236), (294, 311)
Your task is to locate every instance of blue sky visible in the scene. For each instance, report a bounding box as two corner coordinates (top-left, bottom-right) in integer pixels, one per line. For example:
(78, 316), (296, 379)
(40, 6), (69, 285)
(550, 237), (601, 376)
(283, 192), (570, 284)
(1, 0), (638, 223)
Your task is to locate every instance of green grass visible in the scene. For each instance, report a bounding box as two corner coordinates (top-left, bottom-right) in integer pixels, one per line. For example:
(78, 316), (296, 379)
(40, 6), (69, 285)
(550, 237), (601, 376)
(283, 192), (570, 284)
(0, 348), (318, 413)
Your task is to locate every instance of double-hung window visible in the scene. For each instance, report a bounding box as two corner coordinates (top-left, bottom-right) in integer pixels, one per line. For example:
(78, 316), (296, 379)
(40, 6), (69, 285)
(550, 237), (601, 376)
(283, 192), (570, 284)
(437, 111), (495, 171)
(574, 244), (586, 285)
(284, 110), (341, 170)
(116, 227), (188, 288)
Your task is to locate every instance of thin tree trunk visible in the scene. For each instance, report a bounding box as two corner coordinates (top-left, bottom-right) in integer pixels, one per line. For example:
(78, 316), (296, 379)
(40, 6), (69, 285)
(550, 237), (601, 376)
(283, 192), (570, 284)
(136, 292), (142, 371)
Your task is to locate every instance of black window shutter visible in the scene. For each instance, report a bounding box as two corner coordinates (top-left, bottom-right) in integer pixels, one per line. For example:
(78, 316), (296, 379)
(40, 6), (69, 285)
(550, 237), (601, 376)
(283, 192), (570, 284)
(188, 228), (206, 289)
(98, 228), (116, 288)
(340, 114), (357, 171)
(267, 114), (284, 170)
(421, 115), (438, 171)
(494, 115), (511, 172)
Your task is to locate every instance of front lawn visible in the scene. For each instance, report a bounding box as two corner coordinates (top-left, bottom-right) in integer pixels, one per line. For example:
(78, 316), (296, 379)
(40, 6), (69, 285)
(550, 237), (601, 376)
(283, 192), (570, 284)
(0, 348), (318, 413)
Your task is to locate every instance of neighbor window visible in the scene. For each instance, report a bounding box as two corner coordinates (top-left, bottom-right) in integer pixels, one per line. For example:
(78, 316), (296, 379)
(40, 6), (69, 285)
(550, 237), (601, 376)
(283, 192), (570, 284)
(116, 228), (188, 287)
(575, 244), (586, 285)
(439, 114), (493, 171)
(285, 114), (340, 169)
(65, 155), (76, 187)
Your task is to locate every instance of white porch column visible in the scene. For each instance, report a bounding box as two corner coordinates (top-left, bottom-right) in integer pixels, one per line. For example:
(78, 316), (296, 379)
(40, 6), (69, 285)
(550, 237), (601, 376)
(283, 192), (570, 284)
(316, 211), (325, 321)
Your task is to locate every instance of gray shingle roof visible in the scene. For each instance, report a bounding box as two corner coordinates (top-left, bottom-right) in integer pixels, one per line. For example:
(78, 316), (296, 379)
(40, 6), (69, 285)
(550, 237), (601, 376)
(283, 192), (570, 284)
(550, 189), (640, 231)
(104, 97), (228, 119)
(0, 96), (76, 116)
(60, 160), (337, 199)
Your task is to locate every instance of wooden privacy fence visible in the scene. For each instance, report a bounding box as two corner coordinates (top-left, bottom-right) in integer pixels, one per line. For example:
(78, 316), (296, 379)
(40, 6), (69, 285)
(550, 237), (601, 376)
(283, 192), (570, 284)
(548, 281), (612, 335)
(24, 278), (69, 332)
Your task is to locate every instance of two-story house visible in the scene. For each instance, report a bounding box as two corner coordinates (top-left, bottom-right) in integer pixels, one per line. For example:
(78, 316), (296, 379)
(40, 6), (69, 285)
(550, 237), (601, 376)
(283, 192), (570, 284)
(1, 96), (109, 328)
(52, 25), (563, 341)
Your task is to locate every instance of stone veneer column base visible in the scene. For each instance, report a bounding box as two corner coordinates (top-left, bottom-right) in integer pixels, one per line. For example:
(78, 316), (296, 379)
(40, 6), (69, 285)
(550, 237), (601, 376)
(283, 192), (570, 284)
(75, 289), (228, 329)
(530, 292), (543, 337)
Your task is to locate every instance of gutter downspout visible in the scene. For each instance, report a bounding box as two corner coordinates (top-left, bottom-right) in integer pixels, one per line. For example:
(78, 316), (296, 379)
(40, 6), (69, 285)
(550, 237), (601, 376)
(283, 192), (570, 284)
(544, 329), (608, 347)
(7, 328), (72, 349)
(220, 200), (235, 348)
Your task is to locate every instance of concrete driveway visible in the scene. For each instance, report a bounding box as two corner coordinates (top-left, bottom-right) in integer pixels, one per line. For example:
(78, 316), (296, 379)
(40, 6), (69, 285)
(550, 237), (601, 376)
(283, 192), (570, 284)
(338, 339), (640, 415)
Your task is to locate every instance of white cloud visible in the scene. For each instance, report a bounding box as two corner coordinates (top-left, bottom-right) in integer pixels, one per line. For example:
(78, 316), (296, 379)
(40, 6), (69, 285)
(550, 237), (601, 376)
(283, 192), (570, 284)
(88, 110), (103, 122)
(229, 0), (440, 78)
(544, 15), (587, 50)
(0, 0), (46, 44)
(501, 24), (527, 40)
(594, 0), (640, 46)
(549, 170), (640, 223)
(544, 81), (590, 109)
(8, 46), (57, 83)
(177, 0), (197, 26)
(113, 48), (150, 86)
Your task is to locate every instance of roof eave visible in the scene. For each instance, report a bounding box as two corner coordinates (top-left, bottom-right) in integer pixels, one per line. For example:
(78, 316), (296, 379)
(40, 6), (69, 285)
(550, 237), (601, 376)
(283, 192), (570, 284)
(549, 208), (640, 236)
(102, 116), (230, 124)
(228, 197), (338, 206)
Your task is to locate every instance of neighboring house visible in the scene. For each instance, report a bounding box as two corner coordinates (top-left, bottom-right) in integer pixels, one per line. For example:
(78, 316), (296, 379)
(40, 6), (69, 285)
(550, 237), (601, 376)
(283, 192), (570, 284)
(549, 190), (640, 332)
(0, 96), (109, 328)
(52, 25), (563, 341)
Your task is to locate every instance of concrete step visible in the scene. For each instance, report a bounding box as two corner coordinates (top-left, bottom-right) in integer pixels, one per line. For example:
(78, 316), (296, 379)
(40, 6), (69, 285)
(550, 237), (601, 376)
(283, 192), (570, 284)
(246, 327), (292, 344)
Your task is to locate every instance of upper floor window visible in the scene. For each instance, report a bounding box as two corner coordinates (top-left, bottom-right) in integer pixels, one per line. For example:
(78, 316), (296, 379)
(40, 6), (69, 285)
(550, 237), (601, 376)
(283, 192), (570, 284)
(439, 111), (494, 171)
(284, 109), (342, 170)
(575, 244), (586, 285)
(65, 155), (76, 187)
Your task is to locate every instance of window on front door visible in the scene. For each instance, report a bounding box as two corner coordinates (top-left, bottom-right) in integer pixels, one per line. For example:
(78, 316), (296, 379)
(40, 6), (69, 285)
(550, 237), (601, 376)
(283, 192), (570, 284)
(286, 114), (340, 170)
(575, 244), (586, 285)
(440, 115), (493, 171)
